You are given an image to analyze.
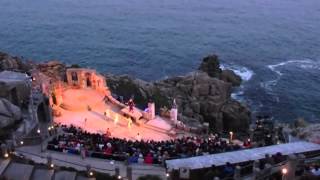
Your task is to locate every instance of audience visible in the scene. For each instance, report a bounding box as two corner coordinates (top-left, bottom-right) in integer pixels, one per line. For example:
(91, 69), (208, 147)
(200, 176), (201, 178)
(48, 124), (244, 165)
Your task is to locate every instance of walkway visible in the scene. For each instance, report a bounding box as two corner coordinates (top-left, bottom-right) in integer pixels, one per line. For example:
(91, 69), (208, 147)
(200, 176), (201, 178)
(16, 145), (167, 180)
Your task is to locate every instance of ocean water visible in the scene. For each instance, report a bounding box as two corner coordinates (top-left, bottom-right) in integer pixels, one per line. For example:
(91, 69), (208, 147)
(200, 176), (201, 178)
(0, 0), (319, 122)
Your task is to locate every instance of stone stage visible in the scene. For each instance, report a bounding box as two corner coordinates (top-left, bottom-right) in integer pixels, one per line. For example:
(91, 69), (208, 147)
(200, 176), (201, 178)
(54, 88), (175, 141)
(60, 88), (105, 111)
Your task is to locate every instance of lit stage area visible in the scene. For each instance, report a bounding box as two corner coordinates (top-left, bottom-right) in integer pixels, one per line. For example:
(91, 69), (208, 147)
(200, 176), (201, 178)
(48, 68), (191, 142)
(54, 88), (175, 141)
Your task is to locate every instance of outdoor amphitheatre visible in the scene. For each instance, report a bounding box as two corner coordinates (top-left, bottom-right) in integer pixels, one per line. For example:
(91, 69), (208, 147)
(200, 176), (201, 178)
(1, 52), (320, 180)
(50, 68), (184, 141)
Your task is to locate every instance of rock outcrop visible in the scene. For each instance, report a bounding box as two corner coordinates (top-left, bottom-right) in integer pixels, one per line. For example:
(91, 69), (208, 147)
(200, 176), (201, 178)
(0, 52), (31, 72)
(107, 55), (251, 132)
(0, 98), (22, 128)
(37, 61), (67, 80)
(198, 55), (222, 78)
(220, 69), (242, 86)
(198, 55), (242, 86)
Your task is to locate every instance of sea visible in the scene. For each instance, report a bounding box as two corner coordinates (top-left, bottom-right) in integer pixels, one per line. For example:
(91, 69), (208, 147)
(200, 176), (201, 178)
(0, 0), (319, 123)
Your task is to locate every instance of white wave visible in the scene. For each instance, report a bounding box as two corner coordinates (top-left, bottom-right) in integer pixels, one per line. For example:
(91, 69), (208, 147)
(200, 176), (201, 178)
(267, 59), (320, 76)
(232, 67), (254, 81)
(231, 90), (244, 101)
(221, 64), (254, 81)
(264, 58), (320, 90)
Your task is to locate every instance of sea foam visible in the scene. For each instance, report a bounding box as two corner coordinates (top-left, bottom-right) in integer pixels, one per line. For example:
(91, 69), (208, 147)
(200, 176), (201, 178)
(264, 59), (320, 90)
(221, 64), (254, 82)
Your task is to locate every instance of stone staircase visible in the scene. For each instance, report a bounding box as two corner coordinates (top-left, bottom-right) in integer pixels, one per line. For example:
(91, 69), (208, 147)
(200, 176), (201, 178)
(0, 158), (96, 180)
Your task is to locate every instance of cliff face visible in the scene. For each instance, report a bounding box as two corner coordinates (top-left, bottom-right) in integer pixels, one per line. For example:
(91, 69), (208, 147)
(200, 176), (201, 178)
(107, 55), (250, 132)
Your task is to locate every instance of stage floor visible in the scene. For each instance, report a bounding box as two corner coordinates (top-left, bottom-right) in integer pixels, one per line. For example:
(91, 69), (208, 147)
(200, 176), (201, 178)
(54, 88), (173, 141)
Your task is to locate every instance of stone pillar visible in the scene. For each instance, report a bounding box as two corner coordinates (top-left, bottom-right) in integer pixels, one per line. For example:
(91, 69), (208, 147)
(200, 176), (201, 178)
(127, 166), (132, 180)
(115, 167), (120, 177)
(66, 71), (72, 85)
(234, 165), (241, 179)
(249, 128), (254, 142)
(1, 143), (7, 157)
(252, 160), (261, 179)
(148, 102), (155, 120)
(47, 155), (52, 166)
(86, 164), (93, 177)
(170, 108), (178, 124)
(283, 154), (298, 180)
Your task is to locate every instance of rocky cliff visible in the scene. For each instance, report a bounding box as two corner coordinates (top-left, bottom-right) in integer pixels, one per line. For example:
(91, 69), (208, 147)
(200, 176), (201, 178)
(0, 52), (251, 133)
(107, 55), (250, 132)
(0, 52), (32, 72)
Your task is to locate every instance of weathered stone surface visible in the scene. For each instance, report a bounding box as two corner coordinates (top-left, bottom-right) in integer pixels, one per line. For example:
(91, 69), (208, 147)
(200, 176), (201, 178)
(37, 60), (67, 80)
(220, 69), (242, 87)
(0, 98), (22, 128)
(221, 100), (251, 132)
(0, 52), (31, 72)
(198, 55), (221, 78)
(198, 54), (242, 87)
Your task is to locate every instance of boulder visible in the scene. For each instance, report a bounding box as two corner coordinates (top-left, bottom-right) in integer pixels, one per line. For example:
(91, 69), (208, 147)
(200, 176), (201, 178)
(37, 61), (67, 80)
(0, 98), (22, 128)
(221, 100), (251, 132)
(198, 55), (222, 78)
(198, 55), (242, 87)
(0, 52), (31, 72)
(220, 69), (242, 86)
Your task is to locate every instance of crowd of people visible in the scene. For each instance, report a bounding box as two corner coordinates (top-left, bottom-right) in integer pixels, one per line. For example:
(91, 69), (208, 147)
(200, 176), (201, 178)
(47, 124), (246, 165)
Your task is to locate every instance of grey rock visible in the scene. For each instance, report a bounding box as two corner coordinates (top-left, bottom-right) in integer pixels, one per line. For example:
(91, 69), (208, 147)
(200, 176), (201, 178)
(0, 98), (22, 128)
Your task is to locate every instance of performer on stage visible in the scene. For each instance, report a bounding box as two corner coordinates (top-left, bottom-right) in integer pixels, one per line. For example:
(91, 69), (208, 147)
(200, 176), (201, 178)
(84, 118), (87, 126)
(127, 98), (135, 112)
(128, 117), (132, 129)
(114, 114), (119, 125)
(136, 133), (142, 141)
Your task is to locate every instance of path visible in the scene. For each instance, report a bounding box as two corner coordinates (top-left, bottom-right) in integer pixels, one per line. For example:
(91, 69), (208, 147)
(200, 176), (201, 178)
(16, 145), (167, 180)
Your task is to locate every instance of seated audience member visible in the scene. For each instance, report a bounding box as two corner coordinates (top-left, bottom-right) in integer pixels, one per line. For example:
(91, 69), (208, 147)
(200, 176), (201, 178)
(144, 153), (153, 164)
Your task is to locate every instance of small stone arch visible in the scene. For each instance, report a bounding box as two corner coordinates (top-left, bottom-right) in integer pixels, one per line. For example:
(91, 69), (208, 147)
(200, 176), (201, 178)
(51, 93), (57, 105)
(85, 72), (92, 87)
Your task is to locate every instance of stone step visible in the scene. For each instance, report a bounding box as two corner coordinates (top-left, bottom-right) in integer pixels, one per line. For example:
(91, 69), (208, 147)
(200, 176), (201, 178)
(31, 168), (54, 180)
(142, 123), (172, 135)
(0, 159), (11, 175)
(3, 162), (34, 180)
(54, 170), (77, 180)
(76, 174), (96, 180)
